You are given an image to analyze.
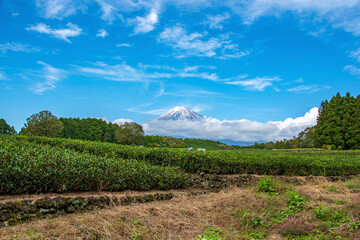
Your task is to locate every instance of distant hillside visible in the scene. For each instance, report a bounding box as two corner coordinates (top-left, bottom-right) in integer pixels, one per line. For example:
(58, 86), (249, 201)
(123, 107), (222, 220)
(143, 135), (233, 150)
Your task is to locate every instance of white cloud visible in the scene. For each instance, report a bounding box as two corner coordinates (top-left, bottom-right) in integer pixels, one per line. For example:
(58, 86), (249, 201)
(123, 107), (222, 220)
(95, 0), (118, 22)
(26, 23), (82, 43)
(35, 0), (84, 19)
(344, 64), (360, 75)
(116, 43), (132, 47)
(130, 10), (159, 34)
(12, 13), (20, 17)
(287, 85), (331, 93)
(332, 16), (360, 36)
(143, 107), (319, 142)
(31, 0), (360, 37)
(204, 13), (231, 29)
(230, 0), (360, 36)
(0, 42), (39, 54)
(225, 76), (281, 91)
(77, 62), (148, 82)
(350, 48), (360, 62)
(96, 29), (109, 38)
(158, 26), (248, 59)
(76, 62), (222, 82)
(28, 61), (66, 94)
(164, 89), (221, 97)
(112, 118), (134, 125)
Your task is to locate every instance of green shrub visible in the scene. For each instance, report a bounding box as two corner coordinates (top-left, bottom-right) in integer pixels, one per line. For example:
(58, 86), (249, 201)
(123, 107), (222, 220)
(8, 135), (360, 176)
(0, 136), (189, 194)
(256, 176), (275, 193)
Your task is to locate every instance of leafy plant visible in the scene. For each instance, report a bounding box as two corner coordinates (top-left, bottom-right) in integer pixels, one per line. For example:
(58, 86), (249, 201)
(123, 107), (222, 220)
(240, 211), (264, 228)
(131, 232), (141, 239)
(313, 205), (350, 223)
(256, 175), (275, 193)
(195, 226), (224, 240)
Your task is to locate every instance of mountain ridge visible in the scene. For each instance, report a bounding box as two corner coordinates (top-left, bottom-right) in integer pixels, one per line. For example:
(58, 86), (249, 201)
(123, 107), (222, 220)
(157, 107), (204, 121)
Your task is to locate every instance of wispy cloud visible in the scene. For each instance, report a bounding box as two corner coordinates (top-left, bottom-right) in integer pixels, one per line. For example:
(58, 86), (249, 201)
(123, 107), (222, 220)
(77, 62), (146, 82)
(129, 10), (159, 34)
(158, 26), (248, 59)
(25, 61), (66, 94)
(143, 107), (319, 142)
(26, 23), (82, 43)
(333, 17), (360, 36)
(32, 0), (360, 37)
(203, 13), (231, 29)
(345, 64), (360, 75)
(76, 62), (221, 83)
(116, 43), (132, 47)
(164, 89), (221, 97)
(225, 76), (281, 91)
(0, 42), (39, 54)
(287, 85), (331, 93)
(96, 29), (109, 38)
(233, 0), (360, 36)
(95, 0), (118, 22)
(350, 48), (360, 62)
(35, 0), (84, 19)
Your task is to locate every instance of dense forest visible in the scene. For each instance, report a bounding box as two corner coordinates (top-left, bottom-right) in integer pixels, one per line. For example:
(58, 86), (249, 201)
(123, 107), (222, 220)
(249, 93), (360, 150)
(0, 111), (230, 150)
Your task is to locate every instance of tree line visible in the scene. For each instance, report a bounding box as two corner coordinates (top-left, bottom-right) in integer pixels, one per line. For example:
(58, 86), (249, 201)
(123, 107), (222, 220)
(1, 111), (230, 149)
(7, 110), (144, 145)
(249, 92), (360, 150)
(2, 92), (359, 149)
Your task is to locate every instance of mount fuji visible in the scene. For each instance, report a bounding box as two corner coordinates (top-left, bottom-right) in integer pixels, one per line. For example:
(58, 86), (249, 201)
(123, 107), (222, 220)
(157, 107), (204, 121)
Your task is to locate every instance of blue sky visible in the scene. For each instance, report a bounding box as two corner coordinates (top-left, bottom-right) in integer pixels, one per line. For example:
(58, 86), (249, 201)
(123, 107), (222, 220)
(0, 0), (359, 142)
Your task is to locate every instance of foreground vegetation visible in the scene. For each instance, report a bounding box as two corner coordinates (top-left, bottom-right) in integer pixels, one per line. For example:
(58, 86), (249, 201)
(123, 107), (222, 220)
(2, 176), (360, 239)
(9, 135), (360, 176)
(0, 135), (188, 194)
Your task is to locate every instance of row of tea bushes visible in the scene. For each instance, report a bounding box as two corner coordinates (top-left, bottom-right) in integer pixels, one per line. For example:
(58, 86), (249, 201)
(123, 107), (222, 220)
(0, 136), (189, 194)
(13, 135), (360, 176)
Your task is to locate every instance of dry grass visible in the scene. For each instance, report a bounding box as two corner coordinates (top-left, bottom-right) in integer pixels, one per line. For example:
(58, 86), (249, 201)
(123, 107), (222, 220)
(1, 176), (360, 240)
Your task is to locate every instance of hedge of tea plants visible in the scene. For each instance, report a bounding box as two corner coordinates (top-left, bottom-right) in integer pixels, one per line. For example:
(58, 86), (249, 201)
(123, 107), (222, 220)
(0, 136), (189, 194)
(13, 135), (360, 176)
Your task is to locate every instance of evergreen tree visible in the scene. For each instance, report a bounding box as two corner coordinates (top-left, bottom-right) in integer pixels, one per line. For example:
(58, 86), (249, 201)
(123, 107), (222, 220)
(315, 93), (360, 149)
(0, 118), (17, 135)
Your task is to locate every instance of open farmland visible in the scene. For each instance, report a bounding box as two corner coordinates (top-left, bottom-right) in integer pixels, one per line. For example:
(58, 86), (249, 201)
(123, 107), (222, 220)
(11, 135), (360, 176)
(1, 135), (360, 239)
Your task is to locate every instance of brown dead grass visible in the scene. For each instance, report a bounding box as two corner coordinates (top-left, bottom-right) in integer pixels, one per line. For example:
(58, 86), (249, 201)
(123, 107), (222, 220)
(1, 176), (359, 240)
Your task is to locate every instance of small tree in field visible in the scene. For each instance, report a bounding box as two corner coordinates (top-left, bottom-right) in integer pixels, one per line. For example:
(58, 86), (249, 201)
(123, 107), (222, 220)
(115, 122), (144, 145)
(21, 110), (63, 137)
(0, 119), (17, 135)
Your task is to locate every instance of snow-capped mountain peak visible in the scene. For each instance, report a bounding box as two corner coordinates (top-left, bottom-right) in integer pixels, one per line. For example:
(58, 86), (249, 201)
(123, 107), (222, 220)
(157, 107), (204, 121)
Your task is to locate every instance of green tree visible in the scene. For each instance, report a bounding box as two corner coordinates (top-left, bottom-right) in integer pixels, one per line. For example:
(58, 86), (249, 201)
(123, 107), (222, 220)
(0, 119), (17, 135)
(315, 93), (360, 149)
(21, 110), (63, 137)
(115, 122), (144, 145)
(60, 118), (117, 143)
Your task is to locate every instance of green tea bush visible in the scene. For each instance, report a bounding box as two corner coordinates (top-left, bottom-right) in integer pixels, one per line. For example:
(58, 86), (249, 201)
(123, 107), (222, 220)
(10, 135), (360, 176)
(0, 136), (189, 194)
